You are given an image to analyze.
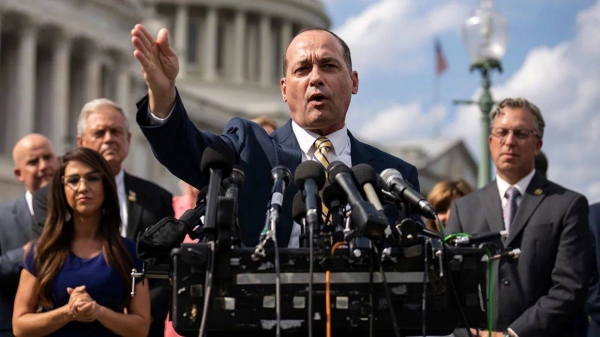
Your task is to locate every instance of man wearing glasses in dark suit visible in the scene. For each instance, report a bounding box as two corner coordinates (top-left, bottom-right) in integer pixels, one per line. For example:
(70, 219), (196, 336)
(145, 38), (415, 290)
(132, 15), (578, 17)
(446, 98), (591, 337)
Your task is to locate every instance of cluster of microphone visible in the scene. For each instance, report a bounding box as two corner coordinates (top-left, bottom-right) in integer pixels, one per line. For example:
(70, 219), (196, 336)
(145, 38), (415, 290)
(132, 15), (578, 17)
(137, 142), (441, 264)
(262, 158), (439, 251)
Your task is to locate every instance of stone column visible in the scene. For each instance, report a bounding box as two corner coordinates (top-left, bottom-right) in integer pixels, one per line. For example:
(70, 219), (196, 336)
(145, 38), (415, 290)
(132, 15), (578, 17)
(83, 41), (101, 102)
(15, 18), (37, 141)
(280, 20), (293, 76)
(204, 6), (218, 81)
(174, 4), (189, 79)
(259, 14), (272, 87)
(50, 30), (71, 154)
(114, 53), (131, 113)
(232, 10), (246, 84)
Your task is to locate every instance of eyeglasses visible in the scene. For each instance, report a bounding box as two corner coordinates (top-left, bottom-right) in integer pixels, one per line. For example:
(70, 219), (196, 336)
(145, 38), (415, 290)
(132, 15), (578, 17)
(62, 172), (103, 190)
(490, 127), (540, 141)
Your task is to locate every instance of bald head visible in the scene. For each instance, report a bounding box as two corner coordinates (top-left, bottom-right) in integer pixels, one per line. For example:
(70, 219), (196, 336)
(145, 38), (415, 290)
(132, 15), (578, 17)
(13, 134), (58, 193)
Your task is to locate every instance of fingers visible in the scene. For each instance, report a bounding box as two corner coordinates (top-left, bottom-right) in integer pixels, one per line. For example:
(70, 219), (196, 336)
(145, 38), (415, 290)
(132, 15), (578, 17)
(131, 24), (154, 52)
(156, 29), (175, 57)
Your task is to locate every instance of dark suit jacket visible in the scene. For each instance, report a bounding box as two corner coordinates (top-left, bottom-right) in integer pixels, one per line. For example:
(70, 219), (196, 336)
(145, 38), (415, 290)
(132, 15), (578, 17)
(587, 202), (600, 336)
(30, 172), (174, 337)
(0, 196), (32, 333)
(136, 93), (420, 248)
(446, 172), (591, 337)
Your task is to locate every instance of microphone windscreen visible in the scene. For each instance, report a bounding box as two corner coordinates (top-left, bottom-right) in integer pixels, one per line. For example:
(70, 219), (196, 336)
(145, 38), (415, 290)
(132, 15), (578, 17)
(292, 191), (306, 223)
(200, 143), (235, 176)
(322, 180), (347, 207)
(326, 161), (351, 185)
(179, 208), (202, 229)
(271, 166), (292, 187)
(294, 160), (326, 190)
(351, 164), (378, 187)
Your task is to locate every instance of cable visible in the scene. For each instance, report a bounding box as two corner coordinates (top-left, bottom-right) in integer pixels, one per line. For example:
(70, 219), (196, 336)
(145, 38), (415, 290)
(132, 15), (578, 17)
(422, 239), (429, 337)
(326, 242), (346, 337)
(308, 213), (315, 337)
(198, 241), (215, 337)
(369, 243), (374, 337)
(486, 248), (493, 337)
(373, 245), (401, 337)
(444, 232), (472, 243)
(273, 233), (281, 337)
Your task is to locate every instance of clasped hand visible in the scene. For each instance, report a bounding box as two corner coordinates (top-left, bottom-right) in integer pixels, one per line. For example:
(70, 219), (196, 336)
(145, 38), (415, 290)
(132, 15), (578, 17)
(67, 286), (100, 322)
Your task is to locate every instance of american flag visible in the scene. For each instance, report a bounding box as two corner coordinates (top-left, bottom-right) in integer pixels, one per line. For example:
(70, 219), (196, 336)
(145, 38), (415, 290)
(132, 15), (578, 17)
(435, 39), (448, 76)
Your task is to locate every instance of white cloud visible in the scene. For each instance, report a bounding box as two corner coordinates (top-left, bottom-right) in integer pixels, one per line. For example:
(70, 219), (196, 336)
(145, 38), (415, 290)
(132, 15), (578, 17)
(443, 0), (600, 201)
(334, 0), (469, 75)
(355, 0), (600, 201)
(358, 102), (447, 142)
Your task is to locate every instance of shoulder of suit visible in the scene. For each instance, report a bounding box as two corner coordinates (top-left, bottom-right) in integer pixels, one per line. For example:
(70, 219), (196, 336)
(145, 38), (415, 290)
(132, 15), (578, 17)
(540, 178), (586, 202)
(359, 141), (416, 170)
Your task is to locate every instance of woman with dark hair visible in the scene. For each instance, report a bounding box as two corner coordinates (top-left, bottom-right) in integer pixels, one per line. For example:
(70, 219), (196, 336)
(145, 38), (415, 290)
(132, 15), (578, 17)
(426, 179), (474, 232)
(12, 148), (150, 337)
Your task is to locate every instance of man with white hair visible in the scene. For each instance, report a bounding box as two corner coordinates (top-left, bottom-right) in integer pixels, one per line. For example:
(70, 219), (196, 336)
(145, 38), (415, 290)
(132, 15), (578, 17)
(0, 133), (58, 337)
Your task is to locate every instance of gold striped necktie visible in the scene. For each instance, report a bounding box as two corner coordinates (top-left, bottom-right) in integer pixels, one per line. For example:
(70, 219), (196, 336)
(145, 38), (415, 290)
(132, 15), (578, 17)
(314, 136), (333, 169)
(314, 136), (333, 225)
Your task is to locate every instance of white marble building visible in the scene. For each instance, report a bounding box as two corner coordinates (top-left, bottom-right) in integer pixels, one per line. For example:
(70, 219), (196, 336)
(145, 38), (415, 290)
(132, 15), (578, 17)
(0, 0), (330, 201)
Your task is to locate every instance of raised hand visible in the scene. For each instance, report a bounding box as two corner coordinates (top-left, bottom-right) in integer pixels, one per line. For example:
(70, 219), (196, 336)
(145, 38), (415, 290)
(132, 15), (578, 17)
(131, 24), (179, 117)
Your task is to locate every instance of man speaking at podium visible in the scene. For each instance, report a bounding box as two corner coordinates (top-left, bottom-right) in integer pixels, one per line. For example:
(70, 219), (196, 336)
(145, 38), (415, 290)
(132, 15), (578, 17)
(131, 25), (419, 247)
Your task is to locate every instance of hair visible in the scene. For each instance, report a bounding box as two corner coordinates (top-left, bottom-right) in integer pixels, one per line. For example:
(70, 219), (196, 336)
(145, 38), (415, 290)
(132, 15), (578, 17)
(34, 148), (133, 309)
(426, 179), (474, 231)
(77, 98), (129, 136)
(490, 98), (545, 138)
(535, 150), (548, 177)
(282, 27), (353, 76)
(251, 115), (278, 131)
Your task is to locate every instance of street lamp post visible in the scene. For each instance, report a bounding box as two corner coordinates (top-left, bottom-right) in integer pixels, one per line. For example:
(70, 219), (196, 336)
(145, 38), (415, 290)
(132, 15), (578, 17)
(454, 0), (508, 188)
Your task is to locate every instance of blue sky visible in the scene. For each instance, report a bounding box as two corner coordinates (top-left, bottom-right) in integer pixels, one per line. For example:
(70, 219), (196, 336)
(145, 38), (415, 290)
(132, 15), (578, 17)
(322, 0), (600, 203)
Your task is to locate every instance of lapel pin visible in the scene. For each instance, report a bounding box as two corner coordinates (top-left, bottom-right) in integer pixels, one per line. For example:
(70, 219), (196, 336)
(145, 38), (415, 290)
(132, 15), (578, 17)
(128, 190), (137, 202)
(534, 188), (543, 196)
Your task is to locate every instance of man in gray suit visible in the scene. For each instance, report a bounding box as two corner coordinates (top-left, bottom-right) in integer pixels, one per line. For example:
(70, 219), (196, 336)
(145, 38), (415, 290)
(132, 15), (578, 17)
(0, 134), (58, 337)
(446, 98), (591, 337)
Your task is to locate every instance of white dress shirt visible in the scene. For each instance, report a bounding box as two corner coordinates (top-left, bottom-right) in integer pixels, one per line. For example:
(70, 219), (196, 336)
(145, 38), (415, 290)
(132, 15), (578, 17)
(115, 169), (129, 237)
(288, 121), (352, 248)
(496, 169), (536, 209)
(25, 191), (34, 215)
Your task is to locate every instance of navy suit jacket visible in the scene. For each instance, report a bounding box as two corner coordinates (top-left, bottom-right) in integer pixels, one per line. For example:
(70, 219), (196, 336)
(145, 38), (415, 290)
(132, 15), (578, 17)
(587, 202), (600, 335)
(137, 93), (420, 247)
(0, 196), (32, 333)
(447, 173), (591, 337)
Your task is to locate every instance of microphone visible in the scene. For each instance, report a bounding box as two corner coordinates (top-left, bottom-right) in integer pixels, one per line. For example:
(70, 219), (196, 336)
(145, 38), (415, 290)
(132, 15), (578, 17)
(322, 180), (347, 242)
(327, 161), (388, 241)
(453, 230), (509, 245)
(259, 166), (292, 240)
(292, 191), (308, 247)
(294, 161), (326, 228)
(223, 165), (245, 246)
(380, 168), (436, 219)
(352, 164), (384, 211)
(200, 143), (235, 236)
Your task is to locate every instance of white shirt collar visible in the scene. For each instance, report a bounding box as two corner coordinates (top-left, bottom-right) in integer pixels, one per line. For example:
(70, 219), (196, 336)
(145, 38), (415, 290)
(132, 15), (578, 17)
(115, 169), (125, 189)
(496, 169), (536, 199)
(291, 120), (349, 157)
(25, 191), (33, 215)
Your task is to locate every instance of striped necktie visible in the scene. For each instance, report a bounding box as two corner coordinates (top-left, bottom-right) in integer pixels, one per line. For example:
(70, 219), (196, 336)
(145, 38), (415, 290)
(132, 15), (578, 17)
(314, 136), (333, 170)
(503, 186), (520, 232)
(314, 137), (333, 224)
